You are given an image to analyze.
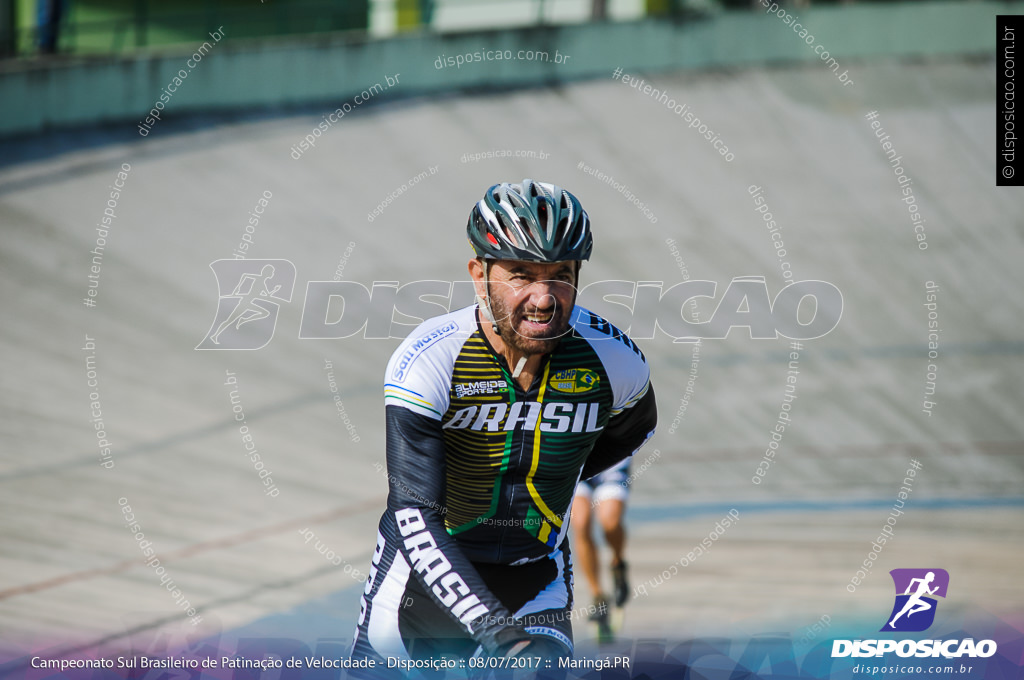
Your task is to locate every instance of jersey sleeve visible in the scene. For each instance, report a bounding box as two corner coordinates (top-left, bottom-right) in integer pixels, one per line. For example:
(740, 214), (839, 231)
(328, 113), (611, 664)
(571, 307), (658, 480)
(384, 406), (529, 653)
(380, 311), (529, 653)
(581, 382), (657, 480)
(383, 316), (464, 420)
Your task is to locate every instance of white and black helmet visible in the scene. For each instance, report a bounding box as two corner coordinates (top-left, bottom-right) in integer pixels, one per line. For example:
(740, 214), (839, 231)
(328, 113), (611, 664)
(467, 179), (593, 262)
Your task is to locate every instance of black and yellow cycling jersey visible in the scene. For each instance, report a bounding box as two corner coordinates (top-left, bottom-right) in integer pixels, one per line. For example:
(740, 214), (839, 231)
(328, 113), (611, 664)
(352, 303), (656, 662)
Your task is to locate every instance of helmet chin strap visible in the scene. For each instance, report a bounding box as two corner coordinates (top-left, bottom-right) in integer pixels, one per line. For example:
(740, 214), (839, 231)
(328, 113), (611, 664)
(478, 259), (530, 379)
(476, 259), (500, 335)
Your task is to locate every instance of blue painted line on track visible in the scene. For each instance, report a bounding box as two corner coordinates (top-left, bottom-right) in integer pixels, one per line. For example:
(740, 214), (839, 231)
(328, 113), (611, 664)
(628, 495), (1024, 523)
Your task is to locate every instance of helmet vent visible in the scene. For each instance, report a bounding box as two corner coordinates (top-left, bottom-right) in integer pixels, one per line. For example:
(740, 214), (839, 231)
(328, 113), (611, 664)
(497, 213), (521, 248)
(558, 214), (569, 233)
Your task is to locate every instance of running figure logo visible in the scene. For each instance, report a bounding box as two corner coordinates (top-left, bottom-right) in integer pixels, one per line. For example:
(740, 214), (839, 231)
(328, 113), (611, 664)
(881, 568), (950, 632)
(196, 259), (296, 350)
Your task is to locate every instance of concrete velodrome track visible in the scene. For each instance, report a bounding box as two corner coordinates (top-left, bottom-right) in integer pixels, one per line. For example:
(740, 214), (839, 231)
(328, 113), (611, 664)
(0, 56), (1022, 672)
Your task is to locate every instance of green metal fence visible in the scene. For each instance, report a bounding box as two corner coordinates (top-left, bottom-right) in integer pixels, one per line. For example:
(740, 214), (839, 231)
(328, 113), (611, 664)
(4, 0), (963, 59)
(3, 0), (371, 56)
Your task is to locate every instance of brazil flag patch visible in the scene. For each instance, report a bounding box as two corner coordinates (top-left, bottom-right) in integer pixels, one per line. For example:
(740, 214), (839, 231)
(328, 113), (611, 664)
(548, 368), (599, 393)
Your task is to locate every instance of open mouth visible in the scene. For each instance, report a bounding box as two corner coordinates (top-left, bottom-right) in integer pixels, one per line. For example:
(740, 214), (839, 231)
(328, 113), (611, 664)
(519, 309), (556, 332)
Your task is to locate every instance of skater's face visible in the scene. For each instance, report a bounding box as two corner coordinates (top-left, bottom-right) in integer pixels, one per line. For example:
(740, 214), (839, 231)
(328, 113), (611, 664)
(469, 258), (579, 356)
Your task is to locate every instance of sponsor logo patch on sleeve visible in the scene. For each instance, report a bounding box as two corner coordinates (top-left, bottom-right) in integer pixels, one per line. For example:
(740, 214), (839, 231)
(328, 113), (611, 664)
(392, 321), (459, 382)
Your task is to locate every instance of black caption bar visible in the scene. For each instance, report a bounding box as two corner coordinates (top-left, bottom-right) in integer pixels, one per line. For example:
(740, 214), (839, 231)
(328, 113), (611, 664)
(997, 15), (1022, 186)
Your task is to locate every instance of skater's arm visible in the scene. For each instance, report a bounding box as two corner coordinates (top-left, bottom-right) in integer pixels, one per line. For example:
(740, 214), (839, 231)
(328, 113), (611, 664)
(384, 405), (530, 654)
(581, 382), (657, 480)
